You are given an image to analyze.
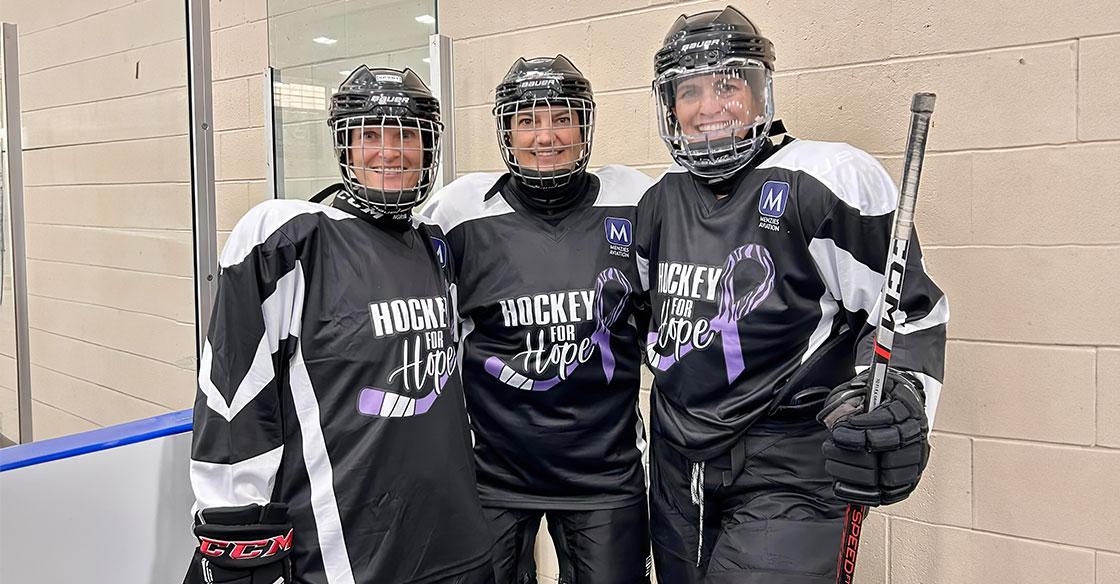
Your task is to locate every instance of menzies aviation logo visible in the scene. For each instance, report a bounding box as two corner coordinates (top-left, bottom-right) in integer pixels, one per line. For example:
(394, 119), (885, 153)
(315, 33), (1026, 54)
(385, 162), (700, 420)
(431, 237), (448, 268)
(605, 217), (632, 258)
(758, 180), (790, 232)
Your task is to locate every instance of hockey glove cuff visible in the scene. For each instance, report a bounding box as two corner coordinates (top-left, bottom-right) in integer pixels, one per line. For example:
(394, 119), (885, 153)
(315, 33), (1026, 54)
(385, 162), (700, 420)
(817, 368), (930, 506)
(183, 503), (294, 584)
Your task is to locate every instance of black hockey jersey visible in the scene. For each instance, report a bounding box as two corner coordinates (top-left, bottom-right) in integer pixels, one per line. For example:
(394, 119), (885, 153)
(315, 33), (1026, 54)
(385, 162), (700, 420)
(636, 139), (949, 461)
(190, 197), (491, 584)
(424, 166), (653, 509)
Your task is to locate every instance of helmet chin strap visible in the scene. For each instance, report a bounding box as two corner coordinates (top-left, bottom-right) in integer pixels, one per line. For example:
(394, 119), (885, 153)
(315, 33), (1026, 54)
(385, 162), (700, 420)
(331, 189), (414, 227)
(702, 136), (780, 196)
(697, 118), (788, 191)
(509, 169), (591, 217)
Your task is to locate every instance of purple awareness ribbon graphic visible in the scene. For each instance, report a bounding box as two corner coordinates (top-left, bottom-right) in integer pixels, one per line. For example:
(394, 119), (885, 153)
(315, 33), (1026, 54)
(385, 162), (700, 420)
(483, 266), (633, 392)
(645, 244), (775, 384)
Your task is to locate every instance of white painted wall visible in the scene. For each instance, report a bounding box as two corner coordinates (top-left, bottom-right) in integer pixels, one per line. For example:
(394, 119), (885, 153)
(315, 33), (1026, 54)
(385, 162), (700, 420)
(0, 432), (196, 583)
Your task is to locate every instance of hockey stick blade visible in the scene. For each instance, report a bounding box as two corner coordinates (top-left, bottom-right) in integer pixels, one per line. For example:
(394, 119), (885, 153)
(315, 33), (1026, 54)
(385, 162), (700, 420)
(834, 92), (936, 584)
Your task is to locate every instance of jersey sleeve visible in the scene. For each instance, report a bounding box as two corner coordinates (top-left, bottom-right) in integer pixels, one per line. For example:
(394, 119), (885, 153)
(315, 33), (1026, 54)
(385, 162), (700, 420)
(190, 204), (305, 512)
(634, 187), (661, 294)
(803, 148), (950, 425)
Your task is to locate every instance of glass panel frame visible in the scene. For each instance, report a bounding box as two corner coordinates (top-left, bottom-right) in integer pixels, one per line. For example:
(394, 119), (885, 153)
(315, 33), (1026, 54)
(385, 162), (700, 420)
(0, 0), (216, 446)
(267, 0), (439, 201)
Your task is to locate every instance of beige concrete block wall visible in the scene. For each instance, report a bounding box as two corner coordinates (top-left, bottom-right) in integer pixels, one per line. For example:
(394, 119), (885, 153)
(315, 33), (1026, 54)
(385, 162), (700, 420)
(439, 0), (1120, 581)
(0, 0), (1115, 580)
(210, 0), (271, 246)
(0, 0), (270, 440)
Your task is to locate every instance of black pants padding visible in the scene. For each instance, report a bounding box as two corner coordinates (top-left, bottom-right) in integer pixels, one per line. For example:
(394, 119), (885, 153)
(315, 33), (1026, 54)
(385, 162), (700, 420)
(483, 501), (651, 584)
(650, 419), (847, 584)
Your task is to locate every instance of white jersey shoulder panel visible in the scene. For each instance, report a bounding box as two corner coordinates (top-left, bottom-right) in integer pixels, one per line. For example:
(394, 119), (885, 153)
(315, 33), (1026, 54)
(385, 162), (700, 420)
(220, 198), (354, 268)
(592, 165), (655, 207)
(758, 139), (898, 217)
(422, 172), (513, 233)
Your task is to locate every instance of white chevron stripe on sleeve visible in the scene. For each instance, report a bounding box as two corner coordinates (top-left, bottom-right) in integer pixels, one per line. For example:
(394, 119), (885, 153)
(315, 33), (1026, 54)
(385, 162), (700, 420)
(896, 295), (950, 335)
(910, 372), (943, 431)
(190, 445), (284, 511)
(808, 236), (884, 319)
(800, 293), (842, 365)
(199, 264), (305, 422)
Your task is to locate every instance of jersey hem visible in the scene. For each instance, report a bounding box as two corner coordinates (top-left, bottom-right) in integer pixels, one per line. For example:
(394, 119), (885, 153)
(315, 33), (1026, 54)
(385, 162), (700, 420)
(478, 491), (645, 512)
(403, 548), (493, 584)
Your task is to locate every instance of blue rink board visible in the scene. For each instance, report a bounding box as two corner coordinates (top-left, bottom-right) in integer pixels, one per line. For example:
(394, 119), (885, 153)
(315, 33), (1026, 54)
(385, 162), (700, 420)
(0, 409), (192, 472)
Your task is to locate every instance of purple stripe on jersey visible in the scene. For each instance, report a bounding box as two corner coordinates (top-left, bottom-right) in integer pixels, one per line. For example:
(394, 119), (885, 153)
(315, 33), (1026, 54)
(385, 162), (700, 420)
(357, 372), (449, 417)
(358, 388), (386, 415)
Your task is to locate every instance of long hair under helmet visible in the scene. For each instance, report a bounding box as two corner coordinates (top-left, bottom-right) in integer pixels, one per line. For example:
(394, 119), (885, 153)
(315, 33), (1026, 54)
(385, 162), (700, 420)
(328, 66), (443, 219)
(653, 6), (776, 180)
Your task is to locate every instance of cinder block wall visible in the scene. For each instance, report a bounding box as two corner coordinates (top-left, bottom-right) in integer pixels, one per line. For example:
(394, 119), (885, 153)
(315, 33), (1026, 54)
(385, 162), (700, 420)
(0, 0), (196, 439)
(1, 0), (1117, 580)
(439, 1), (1120, 582)
(0, 0), (271, 440)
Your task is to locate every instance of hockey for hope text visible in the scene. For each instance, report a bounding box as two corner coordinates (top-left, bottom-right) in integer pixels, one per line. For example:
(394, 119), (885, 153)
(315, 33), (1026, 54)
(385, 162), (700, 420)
(500, 289), (598, 379)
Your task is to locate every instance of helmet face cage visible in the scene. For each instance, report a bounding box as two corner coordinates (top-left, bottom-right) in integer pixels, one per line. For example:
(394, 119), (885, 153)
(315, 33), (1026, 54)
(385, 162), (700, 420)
(332, 114), (443, 216)
(494, 94), (595, 190)
(654, 61), (774, 179)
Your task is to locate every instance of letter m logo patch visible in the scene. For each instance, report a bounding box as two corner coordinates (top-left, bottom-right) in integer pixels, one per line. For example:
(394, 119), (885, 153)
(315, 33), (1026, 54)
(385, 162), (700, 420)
(604, 217), (632, 248)
(758, 181), (790, 218)
(430, 237), (448, 267)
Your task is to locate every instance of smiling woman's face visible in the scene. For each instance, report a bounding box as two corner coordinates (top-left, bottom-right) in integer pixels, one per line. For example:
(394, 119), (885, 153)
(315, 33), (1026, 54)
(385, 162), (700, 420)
(672, 73), (758, 142)
(348, 124), (424, 191)
(508, 104), (582, 172)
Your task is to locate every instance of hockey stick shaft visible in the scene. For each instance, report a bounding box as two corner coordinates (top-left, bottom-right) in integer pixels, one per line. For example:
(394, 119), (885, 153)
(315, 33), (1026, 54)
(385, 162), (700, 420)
(834, 92), (936, 584)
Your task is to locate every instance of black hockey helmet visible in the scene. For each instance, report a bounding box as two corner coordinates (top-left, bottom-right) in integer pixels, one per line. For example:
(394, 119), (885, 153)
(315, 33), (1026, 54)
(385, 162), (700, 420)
(653, 6), (777, 179)
(328, 66), (443, 219)
(492, 55), (596, 190)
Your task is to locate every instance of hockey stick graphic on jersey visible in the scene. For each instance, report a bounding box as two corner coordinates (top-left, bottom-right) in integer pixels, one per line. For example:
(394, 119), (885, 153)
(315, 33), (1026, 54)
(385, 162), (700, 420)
(356, 369), (451, 418)
(483, 266), (633, 391)
(358, 234), (456, 418)
(834, 92), (936, 584)
(645, 243), (775, 383)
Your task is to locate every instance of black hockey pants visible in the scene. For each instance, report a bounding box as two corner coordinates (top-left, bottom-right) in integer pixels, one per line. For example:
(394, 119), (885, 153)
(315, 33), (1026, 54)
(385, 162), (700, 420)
(483, 501), (651, 584)
(650, 418), (847, 584)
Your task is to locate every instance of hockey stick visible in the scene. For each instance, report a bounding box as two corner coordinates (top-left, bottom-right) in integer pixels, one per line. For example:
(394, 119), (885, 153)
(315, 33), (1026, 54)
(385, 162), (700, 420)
(834, 92), (936, 584)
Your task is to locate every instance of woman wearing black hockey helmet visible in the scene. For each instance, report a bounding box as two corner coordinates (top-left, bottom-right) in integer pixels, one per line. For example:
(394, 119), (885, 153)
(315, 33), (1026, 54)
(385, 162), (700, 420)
(424, 53), (655, 584)
(653, 5), (776, 182)
(186, 65), (496, 584)
(492, 55), (596, 216)
(328, 66), (443, 220)
(637, 6), (946, 584)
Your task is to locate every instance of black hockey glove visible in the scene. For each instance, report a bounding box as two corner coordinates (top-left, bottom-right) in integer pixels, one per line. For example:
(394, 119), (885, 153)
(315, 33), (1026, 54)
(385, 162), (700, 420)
(183, 503), (294, 584)
(817, 368), (929, 506)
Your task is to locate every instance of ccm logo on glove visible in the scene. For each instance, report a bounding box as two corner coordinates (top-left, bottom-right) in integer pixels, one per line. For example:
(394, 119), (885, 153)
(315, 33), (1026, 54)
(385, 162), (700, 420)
(199, 529), (293, 561)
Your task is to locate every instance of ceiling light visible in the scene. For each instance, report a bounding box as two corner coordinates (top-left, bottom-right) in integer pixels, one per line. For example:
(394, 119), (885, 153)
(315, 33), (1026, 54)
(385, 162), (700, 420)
(415, 14), (435, 25)
(313, 36), (338, 45)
